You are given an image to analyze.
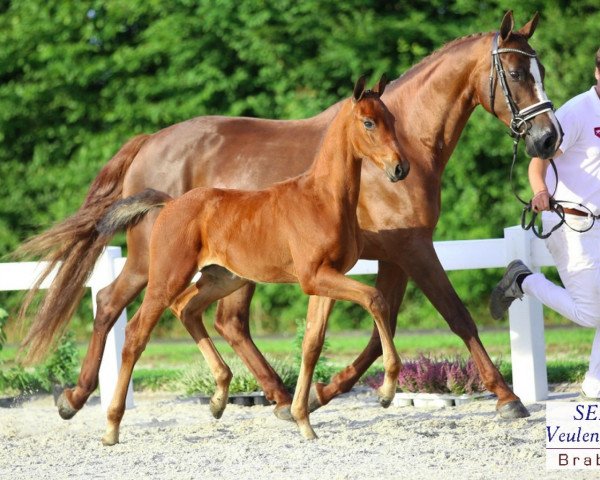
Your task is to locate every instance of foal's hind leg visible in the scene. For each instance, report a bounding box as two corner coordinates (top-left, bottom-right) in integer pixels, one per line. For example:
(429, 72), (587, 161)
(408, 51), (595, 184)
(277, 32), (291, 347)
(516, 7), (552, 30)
(171, 267), (247, 419)
(102, 253), (198, 446)
(102, 295), (169, 446)
(58, 223), (152, 419)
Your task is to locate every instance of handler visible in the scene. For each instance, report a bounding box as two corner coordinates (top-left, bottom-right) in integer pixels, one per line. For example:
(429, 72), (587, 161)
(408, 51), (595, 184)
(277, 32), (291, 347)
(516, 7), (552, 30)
(490, 47), (600, 399)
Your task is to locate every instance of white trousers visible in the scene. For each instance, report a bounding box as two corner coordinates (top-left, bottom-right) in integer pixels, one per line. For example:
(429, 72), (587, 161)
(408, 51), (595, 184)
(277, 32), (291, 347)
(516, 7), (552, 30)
(522, 212), (600, 396)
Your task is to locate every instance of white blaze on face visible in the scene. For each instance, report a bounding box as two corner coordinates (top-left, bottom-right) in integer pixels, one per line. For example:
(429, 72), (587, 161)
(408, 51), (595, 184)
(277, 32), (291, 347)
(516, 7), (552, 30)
(529, 57), (562, 148)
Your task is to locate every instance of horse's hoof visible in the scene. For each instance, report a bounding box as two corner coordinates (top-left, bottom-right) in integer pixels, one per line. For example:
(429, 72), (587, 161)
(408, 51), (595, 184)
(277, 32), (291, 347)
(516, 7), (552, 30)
(209, 400), (226, 420)
(57, 391), (78, 420)
(273, 404), (294, 422)
(102, 435), (119, 447)
(376, 386), (395, 408)
(297, 420), (319, 440)
(308, 383), (325, 413)
(101, 431), (119, 447)
(497, 400), (530, 419)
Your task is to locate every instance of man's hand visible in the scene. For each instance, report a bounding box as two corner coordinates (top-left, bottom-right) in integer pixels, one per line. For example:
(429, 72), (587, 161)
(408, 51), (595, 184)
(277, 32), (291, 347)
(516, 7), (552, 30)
(531, 189), (551, 211)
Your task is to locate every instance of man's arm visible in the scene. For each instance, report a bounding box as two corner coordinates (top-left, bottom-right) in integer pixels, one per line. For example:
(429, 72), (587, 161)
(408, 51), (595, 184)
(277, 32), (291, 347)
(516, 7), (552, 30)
(528, 150), (562, 211)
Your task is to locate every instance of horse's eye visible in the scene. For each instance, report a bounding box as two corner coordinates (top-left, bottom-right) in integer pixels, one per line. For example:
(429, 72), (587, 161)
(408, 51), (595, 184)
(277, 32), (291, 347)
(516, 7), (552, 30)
(363, 120), (375, 130)
(509, 70), (522, 81)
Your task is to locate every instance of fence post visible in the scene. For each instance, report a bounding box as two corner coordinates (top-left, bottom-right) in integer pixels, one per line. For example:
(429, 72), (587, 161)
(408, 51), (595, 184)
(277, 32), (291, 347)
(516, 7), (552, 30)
(504, 226), (548, 402)
(90, 246), (134, 411)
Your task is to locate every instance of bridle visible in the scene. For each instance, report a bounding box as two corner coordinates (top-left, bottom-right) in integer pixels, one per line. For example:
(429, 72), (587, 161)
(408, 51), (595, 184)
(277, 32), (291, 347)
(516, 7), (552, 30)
(489, 32), (554, 137)
(489, 32), (565, 239)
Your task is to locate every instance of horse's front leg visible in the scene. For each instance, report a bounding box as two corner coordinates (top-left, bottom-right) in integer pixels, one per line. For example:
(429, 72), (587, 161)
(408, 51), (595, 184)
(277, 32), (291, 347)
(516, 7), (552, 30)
(404, 239), (528, 418)
(292, 268), (401, 439)
(214, 284), (294, 419)
(290, 295), (333, 439)
(309, 261), (407, 410)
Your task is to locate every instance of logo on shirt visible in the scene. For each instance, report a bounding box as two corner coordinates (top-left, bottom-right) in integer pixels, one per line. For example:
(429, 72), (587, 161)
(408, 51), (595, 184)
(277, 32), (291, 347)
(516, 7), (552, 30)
(595, 127), (600, 138)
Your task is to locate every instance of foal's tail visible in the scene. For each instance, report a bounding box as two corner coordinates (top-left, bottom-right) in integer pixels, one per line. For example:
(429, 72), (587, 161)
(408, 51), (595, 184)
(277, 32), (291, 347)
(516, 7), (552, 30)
(16, 134), (150, 364)
(97, 189), (172, 237)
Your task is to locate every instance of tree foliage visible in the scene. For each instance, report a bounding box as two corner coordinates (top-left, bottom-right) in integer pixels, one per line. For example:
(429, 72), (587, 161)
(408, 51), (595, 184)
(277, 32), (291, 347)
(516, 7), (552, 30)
(1, 0), (598, 332)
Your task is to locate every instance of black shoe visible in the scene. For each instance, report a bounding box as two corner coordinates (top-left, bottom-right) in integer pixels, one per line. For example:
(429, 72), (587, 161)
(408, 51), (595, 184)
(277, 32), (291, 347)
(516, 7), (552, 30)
(489, 260), (532, 320)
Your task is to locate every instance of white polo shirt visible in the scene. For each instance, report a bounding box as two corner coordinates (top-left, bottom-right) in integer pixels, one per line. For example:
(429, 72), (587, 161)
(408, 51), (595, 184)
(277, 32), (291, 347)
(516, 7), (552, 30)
(546, 86), (600, 214)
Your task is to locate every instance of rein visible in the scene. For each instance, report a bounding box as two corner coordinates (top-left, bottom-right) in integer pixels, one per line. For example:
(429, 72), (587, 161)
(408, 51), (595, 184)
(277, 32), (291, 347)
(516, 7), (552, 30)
(489, 32), (563, 239)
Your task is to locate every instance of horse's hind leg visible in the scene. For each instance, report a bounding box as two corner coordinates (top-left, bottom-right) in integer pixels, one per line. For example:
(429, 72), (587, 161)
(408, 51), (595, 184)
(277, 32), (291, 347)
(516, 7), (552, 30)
(215, 285), (294, 419)
(102, 252), (198, 446)
(102, 295), (168, 446)
(171, 266), (248, 419)
(310, 261), (407, 410)
(58, 223), (152, 419)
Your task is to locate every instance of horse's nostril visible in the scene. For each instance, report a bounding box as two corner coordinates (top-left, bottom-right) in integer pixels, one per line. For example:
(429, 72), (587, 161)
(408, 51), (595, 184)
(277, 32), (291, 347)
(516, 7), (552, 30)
(543, 132), (556, 150)
(394, 164), (403, 178)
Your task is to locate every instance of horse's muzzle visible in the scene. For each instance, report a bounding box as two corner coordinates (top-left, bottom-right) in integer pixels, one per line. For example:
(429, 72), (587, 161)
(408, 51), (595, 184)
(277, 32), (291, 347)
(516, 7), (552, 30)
(387, 162), (410, 183)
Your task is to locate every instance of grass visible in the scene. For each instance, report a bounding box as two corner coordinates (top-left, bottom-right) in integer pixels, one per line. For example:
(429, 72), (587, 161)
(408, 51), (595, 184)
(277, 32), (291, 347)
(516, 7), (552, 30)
(1, 326), (594, 392)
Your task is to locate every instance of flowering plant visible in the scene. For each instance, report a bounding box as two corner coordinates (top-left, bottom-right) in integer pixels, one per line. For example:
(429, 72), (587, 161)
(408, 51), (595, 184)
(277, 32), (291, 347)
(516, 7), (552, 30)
(364, 355), (487, 395)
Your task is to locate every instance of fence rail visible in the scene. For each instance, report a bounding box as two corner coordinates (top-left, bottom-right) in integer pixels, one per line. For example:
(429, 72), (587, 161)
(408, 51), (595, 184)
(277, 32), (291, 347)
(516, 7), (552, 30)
(0, 225), (551, 409)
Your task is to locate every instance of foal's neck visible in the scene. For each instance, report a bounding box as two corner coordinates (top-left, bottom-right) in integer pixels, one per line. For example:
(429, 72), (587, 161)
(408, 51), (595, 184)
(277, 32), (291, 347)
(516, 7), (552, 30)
(305, 103), (363, 210)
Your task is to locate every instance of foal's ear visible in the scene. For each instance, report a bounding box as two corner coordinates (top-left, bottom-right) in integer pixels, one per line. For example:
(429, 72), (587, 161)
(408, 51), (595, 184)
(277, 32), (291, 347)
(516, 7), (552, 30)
(517, 12), (539, 39)
(353, 75), (367, 103)
(372, 74), (388, 97)
(499, 10), (514, 42)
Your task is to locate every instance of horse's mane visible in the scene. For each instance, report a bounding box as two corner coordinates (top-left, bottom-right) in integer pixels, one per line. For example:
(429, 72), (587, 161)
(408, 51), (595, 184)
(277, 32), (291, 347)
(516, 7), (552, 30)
(387, 32), (492, 90)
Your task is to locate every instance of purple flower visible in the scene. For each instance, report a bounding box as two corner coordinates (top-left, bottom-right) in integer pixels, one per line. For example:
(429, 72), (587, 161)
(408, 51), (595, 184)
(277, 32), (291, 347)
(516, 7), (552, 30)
(363, 355), (489, 394)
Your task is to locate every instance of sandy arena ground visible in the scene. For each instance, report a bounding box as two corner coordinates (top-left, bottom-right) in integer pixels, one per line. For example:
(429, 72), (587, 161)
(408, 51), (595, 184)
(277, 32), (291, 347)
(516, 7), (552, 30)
(0, 388), (597, 480)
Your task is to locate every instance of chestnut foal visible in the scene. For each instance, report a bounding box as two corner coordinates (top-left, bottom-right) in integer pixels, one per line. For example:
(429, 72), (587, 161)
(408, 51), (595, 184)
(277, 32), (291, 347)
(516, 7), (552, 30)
(97, 76), (409, 444)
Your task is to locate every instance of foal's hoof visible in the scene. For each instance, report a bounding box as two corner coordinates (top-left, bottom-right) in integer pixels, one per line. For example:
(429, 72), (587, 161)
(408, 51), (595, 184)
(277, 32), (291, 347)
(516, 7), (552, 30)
(376, 387), (394, 409)
(101, 432), (119, 447)
(497, 400), (530, 419)
(273, 404), (294, 422)
(378, 395), (393, 409)
(308, 383), (325, 413)
(209, 400), (226, 420)
(297, 420), (319, 440)
(57, 391), (79, 420)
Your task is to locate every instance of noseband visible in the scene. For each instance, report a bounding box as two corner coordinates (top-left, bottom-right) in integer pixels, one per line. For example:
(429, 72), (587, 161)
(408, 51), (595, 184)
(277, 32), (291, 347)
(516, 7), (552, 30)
(489, 32), (554, 137)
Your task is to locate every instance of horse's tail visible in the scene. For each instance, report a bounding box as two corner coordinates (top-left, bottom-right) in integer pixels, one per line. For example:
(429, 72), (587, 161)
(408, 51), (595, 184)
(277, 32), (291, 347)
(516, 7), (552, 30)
(16, 134), (151, 364)
(97, 189), (172, 237)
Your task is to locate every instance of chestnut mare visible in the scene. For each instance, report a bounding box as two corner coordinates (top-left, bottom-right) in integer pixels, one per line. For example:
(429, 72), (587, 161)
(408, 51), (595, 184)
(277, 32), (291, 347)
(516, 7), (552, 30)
(20, 12), (560, 422)
(96, 77), (408, 444)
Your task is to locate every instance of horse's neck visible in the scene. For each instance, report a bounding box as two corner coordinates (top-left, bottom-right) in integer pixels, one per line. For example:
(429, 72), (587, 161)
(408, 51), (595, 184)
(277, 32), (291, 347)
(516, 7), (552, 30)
(384, 37), (485, 177)
(305, 113), (362, 211)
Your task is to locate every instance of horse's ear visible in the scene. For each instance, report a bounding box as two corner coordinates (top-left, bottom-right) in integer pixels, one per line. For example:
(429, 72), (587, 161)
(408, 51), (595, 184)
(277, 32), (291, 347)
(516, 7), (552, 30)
(372, 74), (388, 97)
(517, 12), (539, 39)
(499, 10), (514, 42)
(353, 75), (367, 103)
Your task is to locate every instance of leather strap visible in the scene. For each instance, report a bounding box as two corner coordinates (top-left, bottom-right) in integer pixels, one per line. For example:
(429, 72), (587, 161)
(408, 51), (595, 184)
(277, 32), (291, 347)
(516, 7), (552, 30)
(563, 207), (590, 217)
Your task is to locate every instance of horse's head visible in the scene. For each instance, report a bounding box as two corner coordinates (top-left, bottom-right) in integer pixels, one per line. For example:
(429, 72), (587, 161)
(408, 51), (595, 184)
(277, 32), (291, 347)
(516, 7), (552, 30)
(480, 11), (561, 159)
(349, 75), (410, 182)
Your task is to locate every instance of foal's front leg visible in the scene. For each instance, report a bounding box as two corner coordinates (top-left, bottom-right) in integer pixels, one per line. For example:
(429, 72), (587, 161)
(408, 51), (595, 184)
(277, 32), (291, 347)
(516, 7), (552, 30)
(292, 268), (401, 439)
(310, 261), (407, 410)
(291, 295), (334, 439)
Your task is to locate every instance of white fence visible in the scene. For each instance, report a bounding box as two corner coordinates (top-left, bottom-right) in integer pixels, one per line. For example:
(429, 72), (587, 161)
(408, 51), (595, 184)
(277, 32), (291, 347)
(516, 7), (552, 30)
(0, 225), (553, 409)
